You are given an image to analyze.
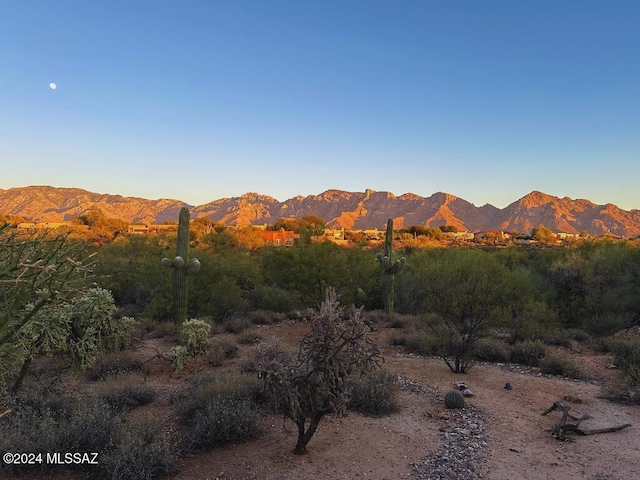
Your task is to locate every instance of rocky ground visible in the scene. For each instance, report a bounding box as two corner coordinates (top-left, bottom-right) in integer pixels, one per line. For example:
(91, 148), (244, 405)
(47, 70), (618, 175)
(4, 322), (638, 480)
(170, 323), (639, 480)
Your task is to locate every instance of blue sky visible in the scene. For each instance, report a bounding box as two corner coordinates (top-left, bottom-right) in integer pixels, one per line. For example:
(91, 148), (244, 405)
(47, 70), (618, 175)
(1, 1), (639, 209)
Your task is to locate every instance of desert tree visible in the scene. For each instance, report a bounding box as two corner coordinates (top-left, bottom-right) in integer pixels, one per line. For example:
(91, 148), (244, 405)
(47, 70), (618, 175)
(0, 225), (95, 349)
(531, 224), (556, 243)
(419, 249), (513, 373)
(0, 225), (125, 389)
(257, 288), (381, 454)
(7, 288), (137, 391)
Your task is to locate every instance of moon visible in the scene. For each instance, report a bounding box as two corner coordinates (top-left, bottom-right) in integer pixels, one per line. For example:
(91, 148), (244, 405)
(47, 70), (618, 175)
(49, 82), (57, 90)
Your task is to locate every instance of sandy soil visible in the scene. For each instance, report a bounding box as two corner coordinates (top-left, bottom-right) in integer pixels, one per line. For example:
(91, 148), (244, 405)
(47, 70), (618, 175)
(170, 324), (640, 480)
(3, 322), (638, 480)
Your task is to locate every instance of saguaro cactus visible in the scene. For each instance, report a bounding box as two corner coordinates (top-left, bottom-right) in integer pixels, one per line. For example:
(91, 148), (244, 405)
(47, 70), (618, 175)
(376, 218), (405, 315)
(161, 208), (201, 332)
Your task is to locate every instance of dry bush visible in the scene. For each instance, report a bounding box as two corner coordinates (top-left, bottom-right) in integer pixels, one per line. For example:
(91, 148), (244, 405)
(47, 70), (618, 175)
(539, 354), (582, 378)
(94, 374), (156, 412)
(99, 416), (177, 480)
(510, 340), (547, 367)
(350, 370), (399, 416)
(175, 371), (261, 453)
(85, 352), (143, 381)
(206, 337), (238, 367)
(473, 338), (511, 363)
(257, 289), (381, 453)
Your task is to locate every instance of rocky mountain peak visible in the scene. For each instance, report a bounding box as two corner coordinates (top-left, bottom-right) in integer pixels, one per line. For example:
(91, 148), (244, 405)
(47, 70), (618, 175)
(1, 186), (639, 237)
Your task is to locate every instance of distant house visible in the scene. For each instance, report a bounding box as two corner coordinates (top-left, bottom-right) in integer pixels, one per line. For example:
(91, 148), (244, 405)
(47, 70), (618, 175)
(323, 228), (346, 240)
(127, 224), (178, 234)
(474, 230), (514, 240)
(445, 231), (475, 240)
(258, 228), (299, 246)
(556, 232), (580, 240)
(17, 222), (71, 232)
(362, 228), (383, 240)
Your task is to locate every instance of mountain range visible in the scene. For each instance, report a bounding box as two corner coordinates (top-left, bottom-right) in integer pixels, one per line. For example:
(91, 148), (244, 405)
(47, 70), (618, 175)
(1, 186), (640, 237)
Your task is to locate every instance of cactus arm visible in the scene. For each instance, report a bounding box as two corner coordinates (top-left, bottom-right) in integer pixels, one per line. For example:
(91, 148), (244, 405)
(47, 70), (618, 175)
(384, 218), (394, 258)
(186, 258), (201, 275)
(389, 258), (405, 275)
(161, 257), (174, 268)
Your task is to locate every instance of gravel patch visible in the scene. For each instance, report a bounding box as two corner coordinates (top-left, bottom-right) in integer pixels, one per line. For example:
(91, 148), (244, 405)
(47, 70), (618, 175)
(397, 376), (489, 480)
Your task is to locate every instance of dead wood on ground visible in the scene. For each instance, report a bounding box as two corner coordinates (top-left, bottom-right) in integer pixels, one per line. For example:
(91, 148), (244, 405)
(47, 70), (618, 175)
(542, 401), (632, 441)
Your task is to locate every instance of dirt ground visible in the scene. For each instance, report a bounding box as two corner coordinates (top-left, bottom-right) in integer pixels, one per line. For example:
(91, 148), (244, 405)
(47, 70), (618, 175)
(170, 323), (640, 480)
(4, 322), (639, 480)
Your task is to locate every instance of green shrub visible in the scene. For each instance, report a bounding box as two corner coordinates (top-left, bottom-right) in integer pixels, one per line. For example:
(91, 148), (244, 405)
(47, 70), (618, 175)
(610, 338), (640, 401)
(4, 287), (138, 389)
(582, 314), (628, 337)
(510, 340), (547, 367)
(224, 316), (252, 333)
(86, 352), (143, 381)
(100, 416), (177, 480)
(545, 328), (592, 348)
(540, 354), (582, 378)
(176, 371), (261, 453)
(473, 338), (510, 362)
(247, 286), (295, 313)
(588, 336), (615, 353)
(350, 370), (399, 415)
(95, 376), (156, 411)
(403, 331), (439, 356)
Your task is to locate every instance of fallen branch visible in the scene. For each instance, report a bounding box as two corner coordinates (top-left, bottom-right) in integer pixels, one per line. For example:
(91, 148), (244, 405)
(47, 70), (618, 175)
(132, 337), (175, 364)
(0, 409), (12, 419)
(542, 401), (632, 441)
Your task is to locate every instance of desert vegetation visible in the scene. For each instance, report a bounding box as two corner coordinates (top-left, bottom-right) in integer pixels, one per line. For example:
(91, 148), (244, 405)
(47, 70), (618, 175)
(1, 218), (639, 479)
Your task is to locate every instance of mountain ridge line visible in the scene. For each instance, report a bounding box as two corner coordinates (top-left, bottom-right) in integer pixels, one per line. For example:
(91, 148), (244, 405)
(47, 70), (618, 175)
(1, 185), (639, 237)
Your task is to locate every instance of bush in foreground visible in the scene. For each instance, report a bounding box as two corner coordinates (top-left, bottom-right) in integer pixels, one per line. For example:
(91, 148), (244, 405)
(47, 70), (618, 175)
(175, 371), (261, 453)
(350, 370), (399, 415)
(100, 416), (177, 480)
(0, 387), (117, 475)
(539, 354), (582, 378)
(94, 375), (156, 412)
(610, 338), (640, 403)
(510, 340), (547, 367)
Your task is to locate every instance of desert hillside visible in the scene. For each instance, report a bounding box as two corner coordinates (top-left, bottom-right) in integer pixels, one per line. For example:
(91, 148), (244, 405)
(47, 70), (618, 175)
(2, 186), (640, 236)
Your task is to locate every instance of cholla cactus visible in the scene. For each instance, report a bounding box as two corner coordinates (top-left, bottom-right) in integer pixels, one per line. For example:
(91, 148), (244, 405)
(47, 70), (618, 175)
(162, 208), (201, 332)
(376, 218), (405, 315)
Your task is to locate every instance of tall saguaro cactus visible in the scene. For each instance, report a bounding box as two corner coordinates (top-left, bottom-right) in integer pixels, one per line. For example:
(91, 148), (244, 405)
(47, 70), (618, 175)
(376, 218), (405, 315)
(161, 208), (201, 332)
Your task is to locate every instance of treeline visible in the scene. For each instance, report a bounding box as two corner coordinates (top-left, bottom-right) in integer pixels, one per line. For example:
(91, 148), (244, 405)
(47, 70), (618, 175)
(95, 232), (640, 338)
